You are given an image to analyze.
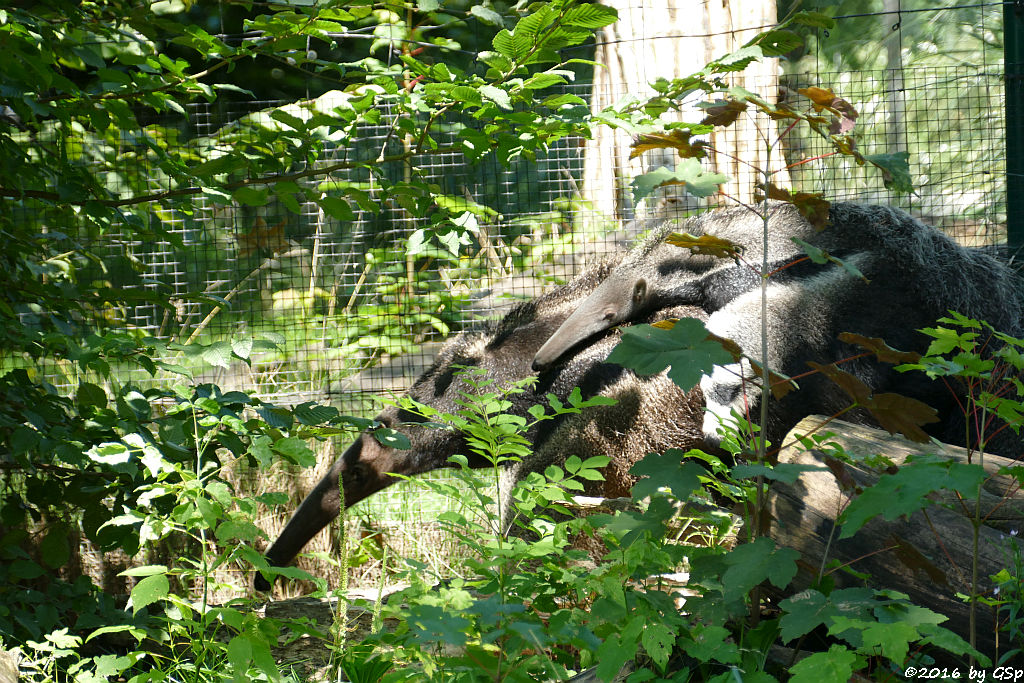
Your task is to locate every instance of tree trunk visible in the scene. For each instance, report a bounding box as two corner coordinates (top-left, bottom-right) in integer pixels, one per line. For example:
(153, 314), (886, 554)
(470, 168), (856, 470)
(583, 0), (785, 224)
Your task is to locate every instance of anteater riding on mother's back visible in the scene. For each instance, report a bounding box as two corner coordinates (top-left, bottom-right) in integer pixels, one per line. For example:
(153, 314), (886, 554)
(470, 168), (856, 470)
(256, 200), (1024, 589)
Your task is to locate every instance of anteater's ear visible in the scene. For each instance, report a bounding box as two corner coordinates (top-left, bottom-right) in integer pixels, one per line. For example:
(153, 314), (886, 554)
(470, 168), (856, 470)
(632, 277), (647, 306)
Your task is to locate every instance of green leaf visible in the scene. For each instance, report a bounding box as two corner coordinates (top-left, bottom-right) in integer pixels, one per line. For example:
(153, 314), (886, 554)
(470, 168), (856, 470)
(778, 587), (874, 642)
(318, 195), (355, 220)
(630, 450), (704, 501)
(272, 436), (316, 467)
(561, 3), (618, 28)
(227, 635), (253, 683)
(864, 151), (913, 194)
(248, 435), (274, 468)
(233, 186), (270, 206)
(201, 341), (233, 369)
(840, 458), (986, 538)
(750, 29), (803, 57)
(789, 645), (857, 683)
(294, 402), (339, 425)
(631, 160), (729, 205)
(789, 11), (836, 29)
(491, 29), (515, 58)
(607, 319), (734, 390)
(216, 520), (262, 543)
(641, 622), (675, 671)
(374, 427), (411, 450)
(130, 573), (169, 613)
(678, 624), (740, 664)
(41, 526), (71, 568)
(718, 537), (798, 600)
(76, 381), (108, 409)
(470, 4), (504, 27)
(595, 616), (643, 681)
(231, 337), (253, 361)
(119, 564), (169, 577)
(479, 84), (512, 110)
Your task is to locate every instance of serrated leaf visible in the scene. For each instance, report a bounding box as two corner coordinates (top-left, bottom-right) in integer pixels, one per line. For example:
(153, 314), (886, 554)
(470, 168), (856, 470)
(721, 537), (798, 598)
(699, 98), (748, 127)
(294, 402), (339, 425)
(631, 160), (729, 205)
(374, 427), (411, 450)
(789, 11), (836, 29)
(231, 337), (253, 361)
(641, 622), (674, 671)
(864, 151), (913, 194)
(561, 3), (618, 28)
(76, 381), (108, 409)
(778, 587), (875, 642)
(492, 29), (515, 57)
(479, 84), (512, 110)
(789, 237), (868, 282)
(470, 4), (504, 27)
(607, 319), (734, 391)
(664, 232), (743, 259)
(130, 573), (169, 613)
(838, 332), (921, 365)
(630, 450), (704, 501)
(752, 29), (803, 57)
(840, 458), (985, 538)
(272, 436), (316, 466)
(789, 645), (856, 683)
(227, 634), (252, 683)
(201, 341), (233, 369)
(522, 73), (567, 91)
(630, 129), (707, 160)
(756, 182), (830, 231)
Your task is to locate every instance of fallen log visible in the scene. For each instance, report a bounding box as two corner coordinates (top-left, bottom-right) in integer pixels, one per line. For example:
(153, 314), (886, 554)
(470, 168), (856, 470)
(767, 415), (1024, 662)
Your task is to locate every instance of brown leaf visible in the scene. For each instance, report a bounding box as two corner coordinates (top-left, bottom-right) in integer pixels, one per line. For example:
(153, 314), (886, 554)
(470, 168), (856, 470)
(838, 332), (922, 365)
(699, 98), (748, 127)
(809, 361), (938, 442)
(798, 86), (859, 136)
(237, 217), (290, 258)
(665, 231), (745, 259)
(832, 135), (857, 156)
(799, 86), (837, 110)
(652, 319), (678, 330)
(705, 331), (744, 359)
(807, 361), (871, 404)
(754, 183), (830, 231)
(887, 533), (950, 586)
(860, 392), (939, 444)
(747, 357), (799, 400)
(630, 130), (707, 160)
(827, 97), (859, 135)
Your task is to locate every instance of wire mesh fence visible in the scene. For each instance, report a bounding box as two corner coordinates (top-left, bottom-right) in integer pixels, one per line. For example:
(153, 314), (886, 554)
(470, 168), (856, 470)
(9, 3), (1013, 574)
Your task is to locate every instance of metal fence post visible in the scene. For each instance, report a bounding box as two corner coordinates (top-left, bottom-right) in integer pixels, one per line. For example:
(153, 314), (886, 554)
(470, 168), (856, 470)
(1007, 0), (1024, 252)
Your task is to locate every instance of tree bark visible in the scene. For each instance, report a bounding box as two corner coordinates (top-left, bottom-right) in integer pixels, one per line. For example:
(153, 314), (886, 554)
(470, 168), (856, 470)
(768, 415), (1023, 661)
(583, 0), (784, 224)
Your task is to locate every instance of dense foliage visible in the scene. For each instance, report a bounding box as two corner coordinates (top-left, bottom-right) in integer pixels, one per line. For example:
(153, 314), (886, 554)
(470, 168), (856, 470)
(1, 0), (1020, 681)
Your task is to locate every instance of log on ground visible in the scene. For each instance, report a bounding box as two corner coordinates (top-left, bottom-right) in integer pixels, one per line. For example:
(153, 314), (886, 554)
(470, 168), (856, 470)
(767, 415), (1024, 661)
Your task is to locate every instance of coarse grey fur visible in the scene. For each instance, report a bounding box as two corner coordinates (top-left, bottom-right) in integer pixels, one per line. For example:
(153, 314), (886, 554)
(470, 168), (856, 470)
(533, 202), (858, 371)
(535, 201), (1024, 456)
(255, 259), (705, 590)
